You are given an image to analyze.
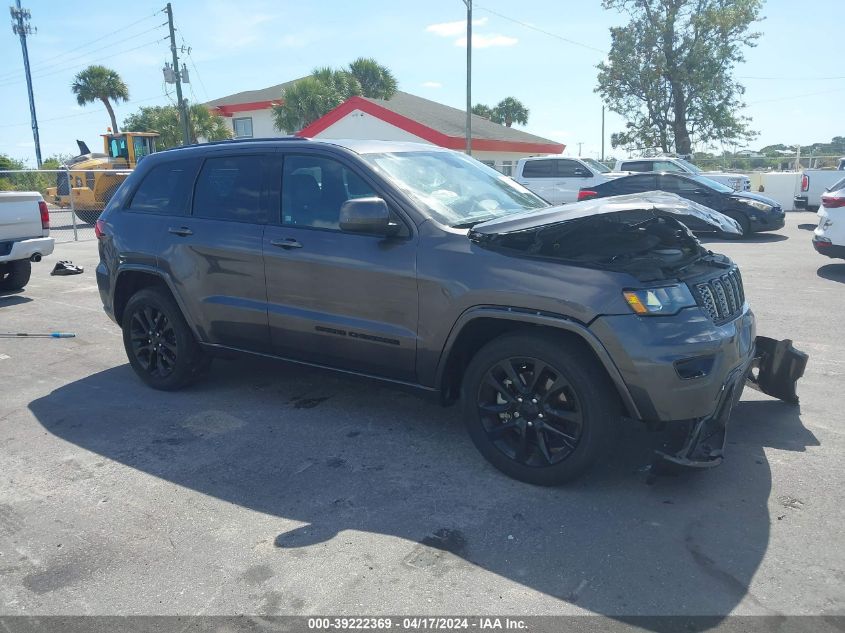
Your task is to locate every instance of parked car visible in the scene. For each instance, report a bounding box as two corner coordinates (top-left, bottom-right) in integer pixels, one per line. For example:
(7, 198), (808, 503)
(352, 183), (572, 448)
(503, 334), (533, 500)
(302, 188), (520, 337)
(513, 155), (628, 204)
(794, 160), (845, 210)
(613, 156), (751, 192)
(95, 139), (801, 485)
(578, 172), (784, 238)
(0, 191), (54, 291)
(813, 176), (845, 259)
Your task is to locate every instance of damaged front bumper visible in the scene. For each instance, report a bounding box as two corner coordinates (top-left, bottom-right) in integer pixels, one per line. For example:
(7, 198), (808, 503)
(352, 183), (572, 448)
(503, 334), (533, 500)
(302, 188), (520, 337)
(654, 336), (808, 469)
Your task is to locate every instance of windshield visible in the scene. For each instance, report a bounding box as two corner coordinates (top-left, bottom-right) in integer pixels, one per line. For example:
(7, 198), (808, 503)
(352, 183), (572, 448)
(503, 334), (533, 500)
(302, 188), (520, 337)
(361, 150), (549, 227)
(582, 158), (610, 173)
(673, 157), (701, 174)
(693, 174), (733, 193)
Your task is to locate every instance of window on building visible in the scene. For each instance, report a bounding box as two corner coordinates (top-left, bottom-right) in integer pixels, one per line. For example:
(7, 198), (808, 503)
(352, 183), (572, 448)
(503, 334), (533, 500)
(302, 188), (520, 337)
(128, 159), (200, 215)
(193, 155), (265, 223)
(499, 161), (514, 177)
(233, 117), (254, 139)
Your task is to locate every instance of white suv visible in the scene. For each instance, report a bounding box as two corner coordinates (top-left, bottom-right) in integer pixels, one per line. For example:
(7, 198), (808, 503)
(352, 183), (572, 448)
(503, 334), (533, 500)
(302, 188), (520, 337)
(614, 157), (751, 192)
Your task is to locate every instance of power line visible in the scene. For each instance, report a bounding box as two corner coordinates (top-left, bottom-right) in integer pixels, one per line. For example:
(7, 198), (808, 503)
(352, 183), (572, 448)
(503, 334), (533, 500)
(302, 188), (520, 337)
(739, 74), (845, 81)
(0, 94), (169, 129)
(0, 37), (169, 89)
(0, 13), (163, 81)
(747, 86), (845, 105)
(474, 4), (607, 55)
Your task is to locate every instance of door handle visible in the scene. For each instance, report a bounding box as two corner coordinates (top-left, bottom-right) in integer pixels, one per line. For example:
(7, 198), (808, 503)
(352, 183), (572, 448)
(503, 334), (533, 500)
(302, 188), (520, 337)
(168, 226), (193, 237)
(270, 238), (303, 249)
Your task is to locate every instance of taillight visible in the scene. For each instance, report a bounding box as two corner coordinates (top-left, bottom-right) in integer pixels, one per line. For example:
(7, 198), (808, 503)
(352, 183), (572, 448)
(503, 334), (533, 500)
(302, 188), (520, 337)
(38, 200), (50, 230)
(821, 195), (845, 209)
(578, 190), (598, 201)
(94, 219), (106, 239)
(801, 174), (809, 192)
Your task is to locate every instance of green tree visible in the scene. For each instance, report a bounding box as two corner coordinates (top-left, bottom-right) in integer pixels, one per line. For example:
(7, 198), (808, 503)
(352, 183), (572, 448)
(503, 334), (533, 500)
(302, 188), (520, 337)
(273, 69), (362, 133)
(472, 103), (495, 119)
(493, 97), (529, 127)
(596, 0), (762, 155)
(123, 104), (231, 149)
(71, 65), (130, 134)
(348, 57), (397, 99)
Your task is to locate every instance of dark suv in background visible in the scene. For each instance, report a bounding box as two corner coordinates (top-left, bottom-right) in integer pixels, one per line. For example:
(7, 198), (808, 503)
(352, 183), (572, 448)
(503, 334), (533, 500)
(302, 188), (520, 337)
(95, 139), (799, 485)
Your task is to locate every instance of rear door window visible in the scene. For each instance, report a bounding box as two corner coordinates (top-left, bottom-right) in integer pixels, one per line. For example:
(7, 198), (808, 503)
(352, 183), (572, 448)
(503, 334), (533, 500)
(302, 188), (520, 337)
(521, 160), (556, 178)
(128, 158), (200, 215)
(193, 155), (267, 224)
(655, 160), (685, 173)
(614, 174), (659, 193)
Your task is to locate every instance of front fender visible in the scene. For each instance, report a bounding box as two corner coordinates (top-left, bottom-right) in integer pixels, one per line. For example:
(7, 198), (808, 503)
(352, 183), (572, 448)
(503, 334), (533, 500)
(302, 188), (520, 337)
(433, 305), (641, 419)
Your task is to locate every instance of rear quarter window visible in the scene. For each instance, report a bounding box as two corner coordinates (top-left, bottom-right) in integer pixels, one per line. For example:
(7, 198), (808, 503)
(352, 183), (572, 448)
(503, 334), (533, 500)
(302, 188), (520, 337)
(620, 161), (654, 172)
(128, 158), (200, 215)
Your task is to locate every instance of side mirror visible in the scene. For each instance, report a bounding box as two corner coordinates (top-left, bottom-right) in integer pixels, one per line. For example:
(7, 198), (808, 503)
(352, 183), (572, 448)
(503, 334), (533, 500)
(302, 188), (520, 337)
(339, 197), (392, 235)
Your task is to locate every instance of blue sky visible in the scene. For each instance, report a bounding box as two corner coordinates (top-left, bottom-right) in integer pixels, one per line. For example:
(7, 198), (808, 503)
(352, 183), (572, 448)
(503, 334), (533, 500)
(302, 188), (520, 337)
(1, 0), (842, 166)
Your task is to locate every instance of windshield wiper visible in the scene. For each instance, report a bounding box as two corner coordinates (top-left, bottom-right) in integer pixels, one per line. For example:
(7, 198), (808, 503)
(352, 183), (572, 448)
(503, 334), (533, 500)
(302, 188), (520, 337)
(452, 217), (495, 229)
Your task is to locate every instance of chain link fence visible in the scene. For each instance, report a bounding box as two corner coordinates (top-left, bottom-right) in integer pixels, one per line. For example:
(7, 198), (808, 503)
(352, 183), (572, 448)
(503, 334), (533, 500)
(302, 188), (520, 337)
(0, 168), (129, 243)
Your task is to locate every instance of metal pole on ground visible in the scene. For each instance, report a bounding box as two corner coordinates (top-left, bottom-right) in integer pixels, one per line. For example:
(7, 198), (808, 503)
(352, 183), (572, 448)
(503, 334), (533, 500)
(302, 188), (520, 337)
(66, 168), (78, 241)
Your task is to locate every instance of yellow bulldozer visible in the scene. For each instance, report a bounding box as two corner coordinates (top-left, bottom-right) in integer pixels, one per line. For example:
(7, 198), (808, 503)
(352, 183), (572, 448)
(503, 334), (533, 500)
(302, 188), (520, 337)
(47, 131), (159, 224)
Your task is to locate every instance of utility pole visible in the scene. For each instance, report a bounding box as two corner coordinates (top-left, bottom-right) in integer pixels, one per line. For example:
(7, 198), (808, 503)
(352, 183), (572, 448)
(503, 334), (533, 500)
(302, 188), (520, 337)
(577, 142), (583, 157)
(164, 2), (191, 145)
(10, 0), (41, 167)
(600, 106), (605, 162)
(463, 0), (472, 156)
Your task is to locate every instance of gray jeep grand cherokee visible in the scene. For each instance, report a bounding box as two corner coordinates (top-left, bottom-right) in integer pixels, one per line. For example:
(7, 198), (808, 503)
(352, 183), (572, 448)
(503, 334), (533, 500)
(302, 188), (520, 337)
(95, 139), (805, 485)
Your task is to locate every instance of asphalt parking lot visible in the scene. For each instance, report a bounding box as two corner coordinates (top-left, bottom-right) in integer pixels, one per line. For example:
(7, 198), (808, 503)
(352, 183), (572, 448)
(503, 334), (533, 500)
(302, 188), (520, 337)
(1, 212), (843, 620)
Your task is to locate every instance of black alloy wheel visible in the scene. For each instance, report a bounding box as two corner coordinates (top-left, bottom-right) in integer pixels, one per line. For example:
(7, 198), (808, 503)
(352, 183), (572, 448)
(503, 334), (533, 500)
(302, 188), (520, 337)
(128, 305), (178, 379)
(477, 357), (584, 467)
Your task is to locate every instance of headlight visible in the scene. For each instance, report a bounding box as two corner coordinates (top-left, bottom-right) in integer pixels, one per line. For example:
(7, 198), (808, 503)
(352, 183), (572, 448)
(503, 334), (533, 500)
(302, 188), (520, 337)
(622, 284), (696, 316)
(741, 199), (773, 212)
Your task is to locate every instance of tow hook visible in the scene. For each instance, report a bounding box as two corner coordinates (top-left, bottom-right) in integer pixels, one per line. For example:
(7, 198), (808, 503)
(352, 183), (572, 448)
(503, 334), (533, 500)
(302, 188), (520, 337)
(746, 336), (808, 405)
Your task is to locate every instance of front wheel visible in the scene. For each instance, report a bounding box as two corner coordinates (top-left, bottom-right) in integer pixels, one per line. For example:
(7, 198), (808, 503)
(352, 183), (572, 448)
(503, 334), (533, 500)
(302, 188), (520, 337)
(121, 287), (210, 390)
(461, 333), (619, 485)
(721, 212), (751, 240)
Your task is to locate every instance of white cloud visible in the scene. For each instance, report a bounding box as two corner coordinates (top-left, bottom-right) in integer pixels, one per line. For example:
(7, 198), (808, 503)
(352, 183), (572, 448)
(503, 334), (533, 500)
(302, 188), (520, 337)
(455, 33), (518, 49)
(421, 81), (442, 89)
(426, 17), (487, 38)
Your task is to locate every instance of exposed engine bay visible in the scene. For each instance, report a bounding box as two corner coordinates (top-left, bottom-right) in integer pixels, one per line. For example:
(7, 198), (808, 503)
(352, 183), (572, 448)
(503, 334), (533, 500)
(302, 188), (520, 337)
(471, 210), (722, 281)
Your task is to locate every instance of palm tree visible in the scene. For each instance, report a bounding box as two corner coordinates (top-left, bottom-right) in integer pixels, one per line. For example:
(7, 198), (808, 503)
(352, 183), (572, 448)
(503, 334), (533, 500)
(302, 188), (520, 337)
(273, 69), (363, 133)
(187, 104), (231, 144)
(71, 65), (130, 133)
(494, 97), (529, 127)
(348, 58), (398, 100)
(472, 103), (494, 119)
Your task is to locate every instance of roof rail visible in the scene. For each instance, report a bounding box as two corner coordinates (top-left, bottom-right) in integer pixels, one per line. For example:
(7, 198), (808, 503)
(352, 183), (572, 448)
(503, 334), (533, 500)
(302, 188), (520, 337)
(159, 136), (308, 152)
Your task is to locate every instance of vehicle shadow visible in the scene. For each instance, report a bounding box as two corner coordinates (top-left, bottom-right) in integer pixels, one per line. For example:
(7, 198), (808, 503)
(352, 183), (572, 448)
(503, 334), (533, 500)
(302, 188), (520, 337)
(797, 224), (817, 231)
(0, 291), (32, 307)
(817, 263), (845, 284)
(28, 360), (817, 623)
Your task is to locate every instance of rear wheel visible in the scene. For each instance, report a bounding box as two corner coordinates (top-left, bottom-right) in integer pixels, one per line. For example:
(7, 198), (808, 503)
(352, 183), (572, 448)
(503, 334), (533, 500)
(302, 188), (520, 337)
(0, 260), (32, 291)
(122, 287), (210, 390)
(461, 333), (619, 485)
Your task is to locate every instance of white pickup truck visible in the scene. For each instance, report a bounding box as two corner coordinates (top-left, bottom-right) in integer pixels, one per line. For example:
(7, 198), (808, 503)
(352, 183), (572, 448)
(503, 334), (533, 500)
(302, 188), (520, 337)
(613, 156), (751, 191)
(794, 158), (845, 210)
(0, 191), (54, 291)
(513, 156), (628, 205)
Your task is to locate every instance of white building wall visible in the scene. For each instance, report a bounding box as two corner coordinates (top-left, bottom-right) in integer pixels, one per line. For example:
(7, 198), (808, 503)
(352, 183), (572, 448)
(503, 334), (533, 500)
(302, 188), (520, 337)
(312, 110), (430, 143)
(224, 108), (280, 138)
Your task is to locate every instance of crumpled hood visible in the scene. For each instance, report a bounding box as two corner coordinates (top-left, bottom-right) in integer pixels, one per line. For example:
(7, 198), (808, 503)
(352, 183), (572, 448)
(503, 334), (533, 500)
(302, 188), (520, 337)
(469, 192), (742, 238)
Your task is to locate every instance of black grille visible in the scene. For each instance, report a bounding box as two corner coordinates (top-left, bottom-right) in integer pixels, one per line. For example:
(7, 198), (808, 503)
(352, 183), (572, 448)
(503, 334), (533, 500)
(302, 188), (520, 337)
(692, 268), (745, 324)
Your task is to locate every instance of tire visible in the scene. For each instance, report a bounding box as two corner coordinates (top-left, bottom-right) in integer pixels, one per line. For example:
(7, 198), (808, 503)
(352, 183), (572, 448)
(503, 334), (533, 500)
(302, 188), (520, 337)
(721, 212), (751, 240)
(0, 260), (32, 291)
(121, 286), (209, 390)
(461, 332), (620, 486)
